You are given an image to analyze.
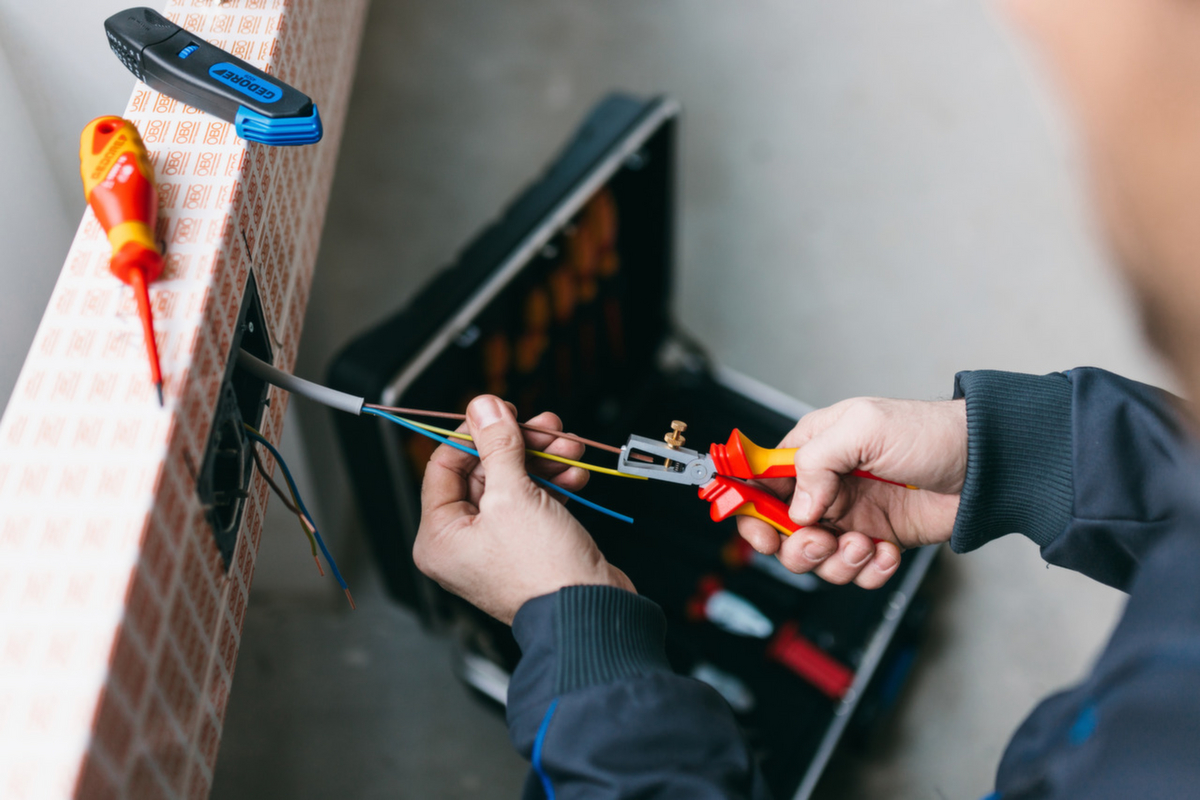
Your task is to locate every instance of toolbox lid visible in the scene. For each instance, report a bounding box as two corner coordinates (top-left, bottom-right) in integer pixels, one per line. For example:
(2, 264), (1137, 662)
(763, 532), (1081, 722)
(331, 93), (678, 407)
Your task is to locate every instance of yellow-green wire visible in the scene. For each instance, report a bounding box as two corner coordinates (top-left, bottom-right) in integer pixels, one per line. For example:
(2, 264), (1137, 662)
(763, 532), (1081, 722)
(397, 416), (646, 481)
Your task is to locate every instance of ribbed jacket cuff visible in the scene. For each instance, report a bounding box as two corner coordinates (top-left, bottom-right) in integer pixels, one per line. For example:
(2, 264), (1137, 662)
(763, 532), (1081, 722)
(552, 586), (671, 694)
(951, 370), (1074, 553)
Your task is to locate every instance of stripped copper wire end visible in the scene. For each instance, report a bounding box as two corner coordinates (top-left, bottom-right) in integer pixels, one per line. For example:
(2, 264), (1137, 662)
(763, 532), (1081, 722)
(344, 588), (357, 610)
(313, 555), (325, 577)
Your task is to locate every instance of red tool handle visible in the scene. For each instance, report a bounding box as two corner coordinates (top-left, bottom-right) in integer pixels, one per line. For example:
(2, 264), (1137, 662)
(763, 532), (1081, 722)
(80, 116), (165, 404)
(710, 429), (917, 489)
(698, 476), (801, 537)
(767, 621), (854, 699)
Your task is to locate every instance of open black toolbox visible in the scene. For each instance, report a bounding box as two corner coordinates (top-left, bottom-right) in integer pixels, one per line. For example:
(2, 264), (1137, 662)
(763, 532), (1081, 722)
(329, 94), (938, 799)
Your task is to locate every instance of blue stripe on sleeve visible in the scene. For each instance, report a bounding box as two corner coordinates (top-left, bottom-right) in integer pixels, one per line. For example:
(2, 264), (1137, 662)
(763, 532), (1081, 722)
(532, 698), (560, 800)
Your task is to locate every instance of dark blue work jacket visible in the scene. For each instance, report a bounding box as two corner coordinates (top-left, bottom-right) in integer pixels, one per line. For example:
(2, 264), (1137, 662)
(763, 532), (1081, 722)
(505, 368), (1200, 799)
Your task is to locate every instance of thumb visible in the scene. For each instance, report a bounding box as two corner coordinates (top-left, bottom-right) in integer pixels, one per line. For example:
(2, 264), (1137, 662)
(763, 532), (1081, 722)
(466, 395), (529, 490)
(790, 426), (866, 525)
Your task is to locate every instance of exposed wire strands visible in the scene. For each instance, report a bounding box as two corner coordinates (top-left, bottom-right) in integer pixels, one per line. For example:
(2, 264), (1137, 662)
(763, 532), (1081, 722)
(243, 425), (355, 608)
(362, 407), (634, 525)
(396, 417), (645, 481)
(364, 403), (623, 454)
(249, 444), (325, 576)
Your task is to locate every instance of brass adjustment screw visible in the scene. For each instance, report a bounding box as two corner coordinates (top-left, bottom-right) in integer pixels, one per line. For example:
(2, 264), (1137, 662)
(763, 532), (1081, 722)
(664, 420), (687, 449)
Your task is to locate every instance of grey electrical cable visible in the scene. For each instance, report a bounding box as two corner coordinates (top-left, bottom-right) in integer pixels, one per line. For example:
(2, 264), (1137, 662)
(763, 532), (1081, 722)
(237, 349), (364, 415)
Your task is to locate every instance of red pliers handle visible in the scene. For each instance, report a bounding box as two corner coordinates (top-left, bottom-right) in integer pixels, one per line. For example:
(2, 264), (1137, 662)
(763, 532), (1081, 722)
(710, 429), (916, 489)
(699, 475), (802, 535)
(703, 429), (917, 536)
(617, 429), (917, 538)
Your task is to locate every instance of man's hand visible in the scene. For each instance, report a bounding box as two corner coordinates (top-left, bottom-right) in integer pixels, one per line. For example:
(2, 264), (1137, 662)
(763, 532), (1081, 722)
(737, 398), (966, 589)
(414, 395), (634, 624)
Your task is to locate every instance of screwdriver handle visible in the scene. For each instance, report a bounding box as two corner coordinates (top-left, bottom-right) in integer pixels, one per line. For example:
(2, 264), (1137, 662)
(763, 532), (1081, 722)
(80, 116), (165, 402)
(710, 429), (917, 489)
(698, 476), (801, 537)
(80, 116), (163, 283)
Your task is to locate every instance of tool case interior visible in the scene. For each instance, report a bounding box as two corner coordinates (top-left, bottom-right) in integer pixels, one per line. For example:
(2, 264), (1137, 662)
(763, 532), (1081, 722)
(329, 94), (937, 800)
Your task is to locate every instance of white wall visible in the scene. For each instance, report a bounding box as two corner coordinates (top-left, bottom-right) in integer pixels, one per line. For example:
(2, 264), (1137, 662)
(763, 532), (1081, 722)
(0, 0), (138, 410)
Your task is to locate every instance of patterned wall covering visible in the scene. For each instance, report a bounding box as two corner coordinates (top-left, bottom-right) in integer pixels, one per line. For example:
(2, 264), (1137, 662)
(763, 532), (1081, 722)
(0, 1), (368, 796)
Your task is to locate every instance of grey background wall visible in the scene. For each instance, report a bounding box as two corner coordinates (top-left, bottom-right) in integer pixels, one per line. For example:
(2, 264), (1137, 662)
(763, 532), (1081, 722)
(0, 2), (1161, 798)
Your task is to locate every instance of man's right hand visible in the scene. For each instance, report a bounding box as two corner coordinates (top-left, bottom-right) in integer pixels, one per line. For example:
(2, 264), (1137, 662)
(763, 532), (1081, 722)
(737, 398), (966, 589)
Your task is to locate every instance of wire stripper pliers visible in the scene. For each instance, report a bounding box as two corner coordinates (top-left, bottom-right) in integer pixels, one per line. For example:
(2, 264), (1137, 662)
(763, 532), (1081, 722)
(617, 426), (914, 535)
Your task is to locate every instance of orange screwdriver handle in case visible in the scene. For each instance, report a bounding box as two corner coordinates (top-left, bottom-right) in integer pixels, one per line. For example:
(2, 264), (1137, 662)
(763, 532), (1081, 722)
(709, 429), (917, 489)
(698, 476), (802, 537)
(79, 116), (165, 402)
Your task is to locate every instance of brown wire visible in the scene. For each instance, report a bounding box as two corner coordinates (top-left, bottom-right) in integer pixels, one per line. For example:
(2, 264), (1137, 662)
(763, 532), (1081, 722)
(363, 404), (624, 454)
(250, 445), (300, 515)
(250, 443), (327, 578)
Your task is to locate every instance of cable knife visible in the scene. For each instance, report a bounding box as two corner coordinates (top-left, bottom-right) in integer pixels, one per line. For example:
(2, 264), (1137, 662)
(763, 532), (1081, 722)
(104, 6), (322, 146)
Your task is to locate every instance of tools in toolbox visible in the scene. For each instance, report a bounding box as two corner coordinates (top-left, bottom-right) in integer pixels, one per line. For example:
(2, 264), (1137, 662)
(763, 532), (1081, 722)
(617, 422), (916, 536)
(104, 7), (322, 146)
(79, 116), (166, 405)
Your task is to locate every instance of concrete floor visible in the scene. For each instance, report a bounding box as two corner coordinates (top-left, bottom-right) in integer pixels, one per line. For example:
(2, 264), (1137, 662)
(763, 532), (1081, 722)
(213, 2), (1140, 798)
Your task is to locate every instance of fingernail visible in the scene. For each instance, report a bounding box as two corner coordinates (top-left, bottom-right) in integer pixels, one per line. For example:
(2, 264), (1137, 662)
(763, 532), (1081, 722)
(803, 541), (832, 561)
(469, 396), (505, 429)
(876, 550), (898, 572)
(792, 492), (812, 522)
(844, 541), (871, 567)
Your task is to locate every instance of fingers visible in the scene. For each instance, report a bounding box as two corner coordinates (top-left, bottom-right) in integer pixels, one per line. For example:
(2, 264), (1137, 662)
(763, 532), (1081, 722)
(420, 448), (480, 533)
(466, 396), (531, 493)
(762, 526), (901, 589)
(777, 400), (855, 449)
(803, 533), (901, 589)
(542, 466), (590, 497)
(523, 411), (588, 484)
(737, 517), (784, 555)
(789, 410), (875, 526)
(426, 418), (477, 477)
(852, 540), (902, 589)
(421, 418), (480, 513)
(520, 411), (576, 454)
(775, 526), (840, 573)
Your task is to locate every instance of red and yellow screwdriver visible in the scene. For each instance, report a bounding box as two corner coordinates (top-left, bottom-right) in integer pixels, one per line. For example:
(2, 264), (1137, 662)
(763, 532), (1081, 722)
(79, 116), (165, 405)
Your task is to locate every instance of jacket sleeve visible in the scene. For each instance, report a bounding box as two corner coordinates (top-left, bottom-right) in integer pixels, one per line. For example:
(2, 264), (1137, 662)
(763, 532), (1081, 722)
(506, 585), (771, 800)
(950, 367), (1191, 589)
(993, 506), (1200, 798)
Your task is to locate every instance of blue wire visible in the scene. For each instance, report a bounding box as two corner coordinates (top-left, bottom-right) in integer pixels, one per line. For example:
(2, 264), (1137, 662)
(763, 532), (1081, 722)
(361, 407), (634, 525)
(242, 426), (351, 591)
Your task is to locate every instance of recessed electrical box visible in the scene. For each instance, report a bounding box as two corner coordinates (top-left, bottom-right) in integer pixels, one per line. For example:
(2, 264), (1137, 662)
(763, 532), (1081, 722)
(197, 273), (273, 569)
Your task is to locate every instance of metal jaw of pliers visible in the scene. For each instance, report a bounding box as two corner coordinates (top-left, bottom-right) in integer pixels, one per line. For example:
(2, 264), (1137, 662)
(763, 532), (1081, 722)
(616, 435), (717, 486)
(617, 430), (804, 536)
